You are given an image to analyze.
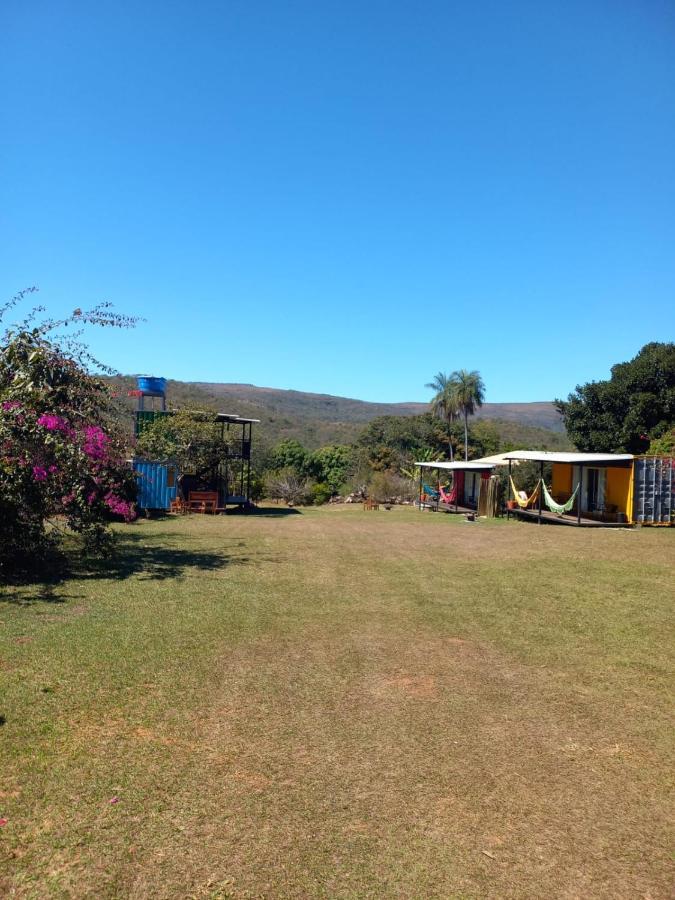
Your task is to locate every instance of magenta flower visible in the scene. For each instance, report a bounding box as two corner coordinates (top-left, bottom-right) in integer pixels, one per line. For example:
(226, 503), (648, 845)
(37, 414), (69, 432)
(82, 425), (109, 459)
(104, 493), (135, 522)
(2, 401), (21, 412)
(32, 465), (48, 481)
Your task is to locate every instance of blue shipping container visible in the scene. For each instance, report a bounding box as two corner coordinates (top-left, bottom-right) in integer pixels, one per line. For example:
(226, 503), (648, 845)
(133, 459), (178, 510)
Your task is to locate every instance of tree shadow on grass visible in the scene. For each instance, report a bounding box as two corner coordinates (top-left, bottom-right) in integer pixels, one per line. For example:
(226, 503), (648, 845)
(79, 531), (247, 582)
(0, 532), (247, 604)
(243, 505), (302, 517)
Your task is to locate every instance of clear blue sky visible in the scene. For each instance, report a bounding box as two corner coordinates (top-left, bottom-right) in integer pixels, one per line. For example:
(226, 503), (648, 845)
(1, 0), (674, 403)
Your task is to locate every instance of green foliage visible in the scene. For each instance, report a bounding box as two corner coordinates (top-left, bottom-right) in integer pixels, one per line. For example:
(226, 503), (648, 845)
(135, 408), (229, 479)
(425, 372), (460, 459)
(647, 427), (675, 456)
(449, 368), (486, 461)
(269, 439), (309, 474)
(306, 444), (355, 490)
(468, 420), (500, 457)
(310, 482), (334, 505)
(556, 343), (675, 452)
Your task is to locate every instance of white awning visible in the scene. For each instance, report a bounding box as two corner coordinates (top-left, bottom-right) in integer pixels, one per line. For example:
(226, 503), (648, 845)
(415, 460), (496, 471)
(502, 450), (633, 464)
(471, 452), (518, 467)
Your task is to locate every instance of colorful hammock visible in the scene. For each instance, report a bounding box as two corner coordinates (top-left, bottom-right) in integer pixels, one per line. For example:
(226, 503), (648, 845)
(422, 483), (439, 498)
(439, 484), (457, 504)
(509, 475), (541, 508)
(542, 480), (580, 516)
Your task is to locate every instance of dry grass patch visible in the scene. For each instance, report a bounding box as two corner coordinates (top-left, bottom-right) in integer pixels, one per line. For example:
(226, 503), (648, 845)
(0, 506), (673, 898)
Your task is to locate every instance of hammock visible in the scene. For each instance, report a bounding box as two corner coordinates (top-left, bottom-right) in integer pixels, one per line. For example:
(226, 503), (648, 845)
(542, 480), (580, 516)
(509, 475), (541, 509)
(422, 483), (439, 498)
(439, 484), (457, 505)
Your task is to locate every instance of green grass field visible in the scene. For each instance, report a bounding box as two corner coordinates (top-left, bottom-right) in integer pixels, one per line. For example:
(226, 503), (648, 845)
(1, 507), (673, 898)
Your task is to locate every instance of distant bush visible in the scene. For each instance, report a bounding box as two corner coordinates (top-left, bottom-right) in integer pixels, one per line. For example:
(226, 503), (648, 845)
(368, 471), (414, 504)
(310, 482), (334, 505)
(306, 444), (355, 491)
(266, 468), (311, 506)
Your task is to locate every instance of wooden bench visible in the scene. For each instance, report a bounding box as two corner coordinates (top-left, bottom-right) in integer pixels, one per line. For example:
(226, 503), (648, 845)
(363, 498), (379, 511)
(186, 490), (219, 514)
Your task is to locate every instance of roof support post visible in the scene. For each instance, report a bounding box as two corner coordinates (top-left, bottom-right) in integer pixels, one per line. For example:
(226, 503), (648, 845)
(577, 464), (583, 526)
(507, 459), (512, 520)
(538, 461), (543, 524)
(418, 466), (423, 511)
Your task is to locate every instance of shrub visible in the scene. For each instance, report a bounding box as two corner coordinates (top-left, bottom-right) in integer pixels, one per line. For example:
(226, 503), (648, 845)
(310, 482), (334, 505)
(265, 468), (311, 506)
(367, 471), (413, 504)
(0, 292), (138, 580)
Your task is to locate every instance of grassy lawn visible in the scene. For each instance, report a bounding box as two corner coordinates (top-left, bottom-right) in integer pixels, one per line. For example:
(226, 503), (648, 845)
(1, 506), (673, 898)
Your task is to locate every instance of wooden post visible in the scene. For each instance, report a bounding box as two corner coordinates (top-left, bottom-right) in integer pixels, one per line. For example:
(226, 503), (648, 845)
(538, 460), (543, 524)
(245, 423), (252, 504)
(577, 464), (583, 526)
(507, 459), (512, 520)
(418, 466), (423, 511)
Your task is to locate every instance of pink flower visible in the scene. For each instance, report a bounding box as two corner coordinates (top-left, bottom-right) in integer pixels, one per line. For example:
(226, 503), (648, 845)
(32, 465), (48, 481)
(82, 425), (109, 460)
(2, 401), (21, 412)
(104, 493), (135, 522)
(37, 414), (69, 432)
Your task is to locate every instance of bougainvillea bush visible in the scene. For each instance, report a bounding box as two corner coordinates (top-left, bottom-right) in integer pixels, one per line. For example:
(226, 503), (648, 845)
(0, 291), (138, 580)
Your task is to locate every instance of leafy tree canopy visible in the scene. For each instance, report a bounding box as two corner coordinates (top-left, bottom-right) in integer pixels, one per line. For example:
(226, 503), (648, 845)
(135, 408), (230, 478)
(555, 343), (675, 452)
(268, 439), (309, 474)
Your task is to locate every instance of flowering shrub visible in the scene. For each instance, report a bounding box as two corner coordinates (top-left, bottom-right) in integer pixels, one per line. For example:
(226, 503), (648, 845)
(0, 292), (138, 580)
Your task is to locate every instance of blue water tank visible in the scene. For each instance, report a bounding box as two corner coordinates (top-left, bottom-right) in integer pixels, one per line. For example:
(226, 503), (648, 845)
(137, 376), (166, 396)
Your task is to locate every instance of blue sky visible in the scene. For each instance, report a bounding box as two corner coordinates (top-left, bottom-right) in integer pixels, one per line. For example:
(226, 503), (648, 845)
(1, 0), (674, 403)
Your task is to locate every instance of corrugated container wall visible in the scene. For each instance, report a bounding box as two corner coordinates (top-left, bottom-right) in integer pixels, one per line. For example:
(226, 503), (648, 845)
(133, 459), (178, 510)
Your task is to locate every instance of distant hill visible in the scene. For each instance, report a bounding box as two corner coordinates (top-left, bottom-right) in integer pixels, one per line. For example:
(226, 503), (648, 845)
(190, 382), (565, 431)
(110, 377), (569, 453)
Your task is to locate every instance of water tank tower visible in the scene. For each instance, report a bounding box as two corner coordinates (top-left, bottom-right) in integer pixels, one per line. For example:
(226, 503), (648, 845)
(135, 376), (167, 411)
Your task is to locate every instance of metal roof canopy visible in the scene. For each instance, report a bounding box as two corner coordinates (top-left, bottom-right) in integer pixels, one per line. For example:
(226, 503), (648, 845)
(503, 450), (633, 464)
(415, 460), (496, 471)
(215, 413), (261, 424)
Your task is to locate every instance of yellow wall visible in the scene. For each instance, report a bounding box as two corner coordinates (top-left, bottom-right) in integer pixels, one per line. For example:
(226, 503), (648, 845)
(551, 462), (633, 519)
(551, 463), (573, 496)
(605, 466), (632, 518)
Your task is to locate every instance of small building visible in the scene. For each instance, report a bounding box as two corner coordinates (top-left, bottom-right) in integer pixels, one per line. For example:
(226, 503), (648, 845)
(415, 456), (509, 517)
(129, 375), (259, 512)
(503, 451), (674, 526)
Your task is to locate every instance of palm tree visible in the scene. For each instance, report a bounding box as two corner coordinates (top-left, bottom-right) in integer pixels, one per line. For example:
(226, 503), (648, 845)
(449, 369), (486, 460)
(425, 371), (459, 461)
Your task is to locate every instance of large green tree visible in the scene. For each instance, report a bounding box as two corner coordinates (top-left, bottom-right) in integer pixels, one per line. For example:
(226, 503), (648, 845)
(449, 369), (485, 461)
(555, 342), (675, 452)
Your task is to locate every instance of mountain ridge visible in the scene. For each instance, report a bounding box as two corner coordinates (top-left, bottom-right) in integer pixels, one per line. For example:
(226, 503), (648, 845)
(190, 382), (564, 431)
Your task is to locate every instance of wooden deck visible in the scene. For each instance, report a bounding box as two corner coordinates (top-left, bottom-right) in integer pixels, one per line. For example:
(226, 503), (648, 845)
(420, 501), (478, 516)
(507, 507), (630, 527)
